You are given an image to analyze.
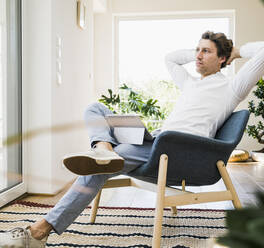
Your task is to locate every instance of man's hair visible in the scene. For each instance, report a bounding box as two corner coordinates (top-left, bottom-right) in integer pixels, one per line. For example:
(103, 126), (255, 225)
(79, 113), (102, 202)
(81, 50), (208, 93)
(201, 31), (233, 68)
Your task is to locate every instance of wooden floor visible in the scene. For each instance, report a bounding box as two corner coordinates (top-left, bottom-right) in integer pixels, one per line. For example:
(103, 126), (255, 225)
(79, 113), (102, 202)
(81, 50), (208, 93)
(97, 162), (264, 210)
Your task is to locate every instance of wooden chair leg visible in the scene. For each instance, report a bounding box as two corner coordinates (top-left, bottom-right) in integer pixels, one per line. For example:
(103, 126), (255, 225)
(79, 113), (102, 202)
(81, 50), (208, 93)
(171, 206), (177, 215)
(152, 154), (168, 248)
(217, 160), (242, 209)
(170, 179), (184, 215)
(90, 189), (102, 223)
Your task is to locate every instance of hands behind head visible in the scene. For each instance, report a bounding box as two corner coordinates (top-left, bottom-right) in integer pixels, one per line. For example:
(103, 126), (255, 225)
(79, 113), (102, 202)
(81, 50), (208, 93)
(226, 47), (241, 65)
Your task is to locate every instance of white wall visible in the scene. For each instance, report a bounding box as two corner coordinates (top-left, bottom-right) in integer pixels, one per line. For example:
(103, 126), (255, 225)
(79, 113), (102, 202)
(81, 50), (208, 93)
(23, 0), (94, 194)
(94, 0), (264, 152)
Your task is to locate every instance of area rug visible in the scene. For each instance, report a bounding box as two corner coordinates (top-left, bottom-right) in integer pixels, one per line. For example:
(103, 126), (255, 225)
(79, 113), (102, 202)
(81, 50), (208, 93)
(0, 200), (227, 248)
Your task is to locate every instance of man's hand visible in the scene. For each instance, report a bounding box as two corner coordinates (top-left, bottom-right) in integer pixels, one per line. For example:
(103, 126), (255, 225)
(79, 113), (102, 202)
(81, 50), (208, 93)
(226, 47), (241, 65)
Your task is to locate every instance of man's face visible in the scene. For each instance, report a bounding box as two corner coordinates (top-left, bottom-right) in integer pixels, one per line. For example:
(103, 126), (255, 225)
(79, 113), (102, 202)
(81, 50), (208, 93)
(195, 39), (226, 78)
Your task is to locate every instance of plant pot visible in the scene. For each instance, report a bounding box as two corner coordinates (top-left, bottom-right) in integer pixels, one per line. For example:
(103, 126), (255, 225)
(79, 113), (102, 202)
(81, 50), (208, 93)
(251, 148), (264, 162)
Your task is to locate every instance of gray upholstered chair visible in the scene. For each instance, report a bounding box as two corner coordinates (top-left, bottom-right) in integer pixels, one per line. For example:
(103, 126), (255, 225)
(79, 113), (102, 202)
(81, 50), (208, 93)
(89, 109), (250, 248)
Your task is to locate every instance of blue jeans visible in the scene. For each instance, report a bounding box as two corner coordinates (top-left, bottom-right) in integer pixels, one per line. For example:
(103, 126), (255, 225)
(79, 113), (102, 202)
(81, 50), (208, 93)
(44, 103), (155, 234)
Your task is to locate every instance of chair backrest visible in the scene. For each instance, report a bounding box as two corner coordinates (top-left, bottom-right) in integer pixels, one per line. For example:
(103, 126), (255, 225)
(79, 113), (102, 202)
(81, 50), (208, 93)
(215, 110), (250, 145)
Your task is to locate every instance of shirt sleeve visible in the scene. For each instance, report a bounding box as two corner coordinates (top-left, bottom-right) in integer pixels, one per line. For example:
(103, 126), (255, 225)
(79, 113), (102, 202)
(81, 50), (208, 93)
(165, 49), (196, 90)
(231, 42), (264, 100)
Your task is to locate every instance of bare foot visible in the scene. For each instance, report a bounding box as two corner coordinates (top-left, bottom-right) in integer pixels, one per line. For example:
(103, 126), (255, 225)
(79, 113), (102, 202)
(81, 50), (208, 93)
(29, 219), (53, 240)
(95, 141), (113, 151)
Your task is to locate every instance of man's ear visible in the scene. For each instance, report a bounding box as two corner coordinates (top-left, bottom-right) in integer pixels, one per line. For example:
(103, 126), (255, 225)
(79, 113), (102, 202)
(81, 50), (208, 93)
(219, 56), (226, 67)
(220, 56), (226, 64)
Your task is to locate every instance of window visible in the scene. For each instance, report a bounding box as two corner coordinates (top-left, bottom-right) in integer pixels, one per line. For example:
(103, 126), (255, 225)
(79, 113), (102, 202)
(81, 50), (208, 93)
(0, 0), (23, 207)
(115, 12), (235, 124)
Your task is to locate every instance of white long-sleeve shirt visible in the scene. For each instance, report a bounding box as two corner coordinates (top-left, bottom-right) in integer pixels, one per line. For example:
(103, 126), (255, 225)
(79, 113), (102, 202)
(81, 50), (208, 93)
(161, 42), (264, 138)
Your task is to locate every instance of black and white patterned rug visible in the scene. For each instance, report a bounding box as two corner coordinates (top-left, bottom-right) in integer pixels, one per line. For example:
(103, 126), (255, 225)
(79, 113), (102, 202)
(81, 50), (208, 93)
(0, 201), (227, 248)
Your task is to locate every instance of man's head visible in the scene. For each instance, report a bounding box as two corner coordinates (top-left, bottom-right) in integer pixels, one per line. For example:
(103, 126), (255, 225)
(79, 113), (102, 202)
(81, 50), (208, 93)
(195, 31), (233, 78)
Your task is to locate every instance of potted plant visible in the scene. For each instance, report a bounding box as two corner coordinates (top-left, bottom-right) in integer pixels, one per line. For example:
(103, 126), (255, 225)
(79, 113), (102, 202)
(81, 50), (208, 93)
(98, 83), (166, 132)
(216, 191), (264, 248)
(246, 78), (264, 161)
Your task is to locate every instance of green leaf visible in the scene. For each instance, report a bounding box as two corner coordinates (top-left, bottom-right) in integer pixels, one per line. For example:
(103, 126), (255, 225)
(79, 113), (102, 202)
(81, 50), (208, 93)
(247, 218), (264, 245)
(218, 192), (264, 248)
(256, 191), (264, 206)
(217, 231), (263, 248)
(225, 208), (264, 232)
(247, 78), (264, 144)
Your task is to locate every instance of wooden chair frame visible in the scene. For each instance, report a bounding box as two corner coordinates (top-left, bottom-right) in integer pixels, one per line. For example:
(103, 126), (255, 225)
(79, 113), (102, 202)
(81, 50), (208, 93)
(89, 154), (241, 248)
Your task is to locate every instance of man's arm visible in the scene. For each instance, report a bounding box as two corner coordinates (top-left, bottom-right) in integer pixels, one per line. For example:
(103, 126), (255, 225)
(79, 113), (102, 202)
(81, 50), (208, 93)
(165, 49), (196, 90)
(231, 42), (264, 100)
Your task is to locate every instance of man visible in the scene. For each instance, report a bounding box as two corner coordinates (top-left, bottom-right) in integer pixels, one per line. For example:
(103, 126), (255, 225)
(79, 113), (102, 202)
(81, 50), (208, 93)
(1, 31), (264, 247)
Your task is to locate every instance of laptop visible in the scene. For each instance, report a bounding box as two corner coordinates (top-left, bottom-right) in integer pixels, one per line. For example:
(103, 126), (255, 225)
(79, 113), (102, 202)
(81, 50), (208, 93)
(105, 114), (154, 145)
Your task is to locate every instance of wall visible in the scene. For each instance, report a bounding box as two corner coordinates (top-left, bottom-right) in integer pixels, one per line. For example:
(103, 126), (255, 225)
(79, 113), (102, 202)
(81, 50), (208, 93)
(23, 0), (94, 194)
(94, 0), (264, 151)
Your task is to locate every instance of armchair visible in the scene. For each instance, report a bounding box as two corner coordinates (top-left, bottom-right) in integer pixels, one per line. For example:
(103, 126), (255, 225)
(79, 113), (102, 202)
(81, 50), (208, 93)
(89, 110), (250, 248)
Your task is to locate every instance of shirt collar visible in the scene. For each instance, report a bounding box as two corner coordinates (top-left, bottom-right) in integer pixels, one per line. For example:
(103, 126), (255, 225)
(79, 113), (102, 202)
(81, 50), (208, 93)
(200, 71), (224, 80)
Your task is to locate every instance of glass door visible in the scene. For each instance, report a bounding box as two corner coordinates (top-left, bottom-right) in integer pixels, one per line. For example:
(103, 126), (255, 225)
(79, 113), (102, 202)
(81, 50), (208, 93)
(0, 0), (25, 207)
